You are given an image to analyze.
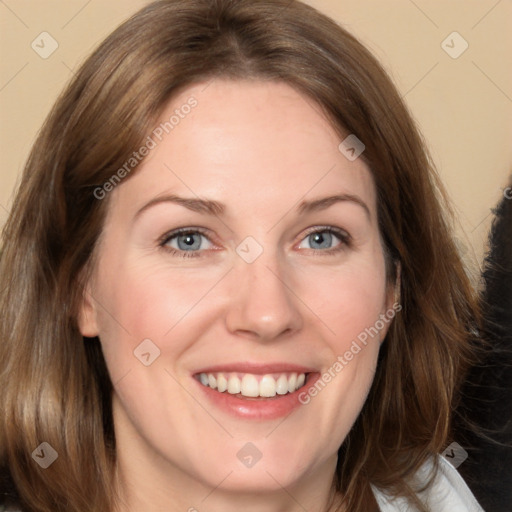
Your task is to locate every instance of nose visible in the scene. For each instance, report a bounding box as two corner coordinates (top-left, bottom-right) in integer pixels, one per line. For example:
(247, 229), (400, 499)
(225, 251), (303, 341)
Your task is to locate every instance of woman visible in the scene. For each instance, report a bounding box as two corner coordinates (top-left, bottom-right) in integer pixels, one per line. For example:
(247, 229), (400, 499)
(0, 1), (485, 510)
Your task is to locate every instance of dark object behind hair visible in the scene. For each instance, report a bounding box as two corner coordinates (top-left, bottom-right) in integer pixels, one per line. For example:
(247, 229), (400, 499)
(455, 182), (512, 512)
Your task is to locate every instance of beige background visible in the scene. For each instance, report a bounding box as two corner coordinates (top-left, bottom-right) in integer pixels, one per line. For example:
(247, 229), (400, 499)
(1, 1), (511, 280)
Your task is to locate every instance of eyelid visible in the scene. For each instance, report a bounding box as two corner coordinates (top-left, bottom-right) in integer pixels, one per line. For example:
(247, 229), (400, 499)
(301, 225), (350, 239)
(159, 225), (219, 245)
(296, 225), (351, 248)
(158, 227), (218, 256)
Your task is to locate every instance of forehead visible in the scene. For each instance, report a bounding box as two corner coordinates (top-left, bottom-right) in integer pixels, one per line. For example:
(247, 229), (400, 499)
(110, 79), (377, 222)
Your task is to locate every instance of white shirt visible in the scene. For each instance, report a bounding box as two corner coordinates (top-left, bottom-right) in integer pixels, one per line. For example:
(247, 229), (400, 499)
(372, 455), (485, 511)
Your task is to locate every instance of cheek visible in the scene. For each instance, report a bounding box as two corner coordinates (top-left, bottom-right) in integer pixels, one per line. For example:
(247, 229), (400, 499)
(93, 256), (227, 375)
(305, 257), (390, 348)
(295, 252), (389, 410)
(293, 263), (388, 451)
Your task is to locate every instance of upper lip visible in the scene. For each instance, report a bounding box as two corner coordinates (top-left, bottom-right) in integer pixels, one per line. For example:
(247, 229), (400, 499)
(192, 362), (318, 375)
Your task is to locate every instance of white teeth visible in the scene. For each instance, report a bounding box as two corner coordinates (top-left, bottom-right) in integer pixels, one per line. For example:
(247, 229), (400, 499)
(259, 375), (277, 397)
(227, 374), (241, 394)
(241, 374), (259, 397)
(288, 373), (297, 393)
(217, 373), (228, 392)
(276, 374), (289, 395)
(198, 371), (307, 397)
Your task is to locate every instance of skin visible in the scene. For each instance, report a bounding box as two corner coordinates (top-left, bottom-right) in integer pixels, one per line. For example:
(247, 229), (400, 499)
(79, 79), (397, 512)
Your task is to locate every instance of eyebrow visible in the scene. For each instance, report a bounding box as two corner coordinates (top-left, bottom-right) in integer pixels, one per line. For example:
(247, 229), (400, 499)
(134, 193), (370, 220)
(297, 194), (370, 219)
(135, 194), (225, 219)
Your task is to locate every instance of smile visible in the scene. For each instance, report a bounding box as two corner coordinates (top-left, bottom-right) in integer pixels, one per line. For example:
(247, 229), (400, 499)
(196, 372), (307, 398)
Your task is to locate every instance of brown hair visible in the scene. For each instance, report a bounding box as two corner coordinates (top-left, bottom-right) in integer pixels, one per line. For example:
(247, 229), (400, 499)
(0, 1), (480, 510)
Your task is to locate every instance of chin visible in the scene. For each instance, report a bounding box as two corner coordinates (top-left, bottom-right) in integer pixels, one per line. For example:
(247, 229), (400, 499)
(183, 439), (327, 495)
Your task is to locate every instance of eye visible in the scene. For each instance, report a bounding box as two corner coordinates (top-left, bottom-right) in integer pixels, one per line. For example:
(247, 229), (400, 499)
(297, 227), (350, 252)
(159, 228), (213, 257)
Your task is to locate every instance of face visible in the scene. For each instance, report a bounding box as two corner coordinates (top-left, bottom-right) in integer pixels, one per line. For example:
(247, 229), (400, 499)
(79, 79), (396, 502)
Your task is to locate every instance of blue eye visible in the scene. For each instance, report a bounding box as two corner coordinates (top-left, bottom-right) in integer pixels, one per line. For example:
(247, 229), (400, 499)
(160, 229), (213, 257)
(298, 228), (349, 251)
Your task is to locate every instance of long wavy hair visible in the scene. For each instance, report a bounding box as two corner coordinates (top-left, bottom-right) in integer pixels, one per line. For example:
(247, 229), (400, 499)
(0, 1), (481, 510)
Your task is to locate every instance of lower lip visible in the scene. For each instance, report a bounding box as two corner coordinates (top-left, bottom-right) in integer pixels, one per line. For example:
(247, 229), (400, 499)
(193, 374), (320, 420)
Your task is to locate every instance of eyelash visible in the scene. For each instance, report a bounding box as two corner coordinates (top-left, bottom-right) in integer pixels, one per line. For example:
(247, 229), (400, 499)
(158, 226), (351, 258)
(158, 227), (213, 259)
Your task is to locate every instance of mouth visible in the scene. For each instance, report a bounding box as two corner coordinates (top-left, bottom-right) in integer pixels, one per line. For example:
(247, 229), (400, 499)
(194, 371), (308, 399)
(192, 363), (319, 420)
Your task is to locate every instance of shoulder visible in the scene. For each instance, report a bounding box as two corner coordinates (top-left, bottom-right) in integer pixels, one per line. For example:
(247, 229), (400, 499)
(371, 454), (485, 512)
